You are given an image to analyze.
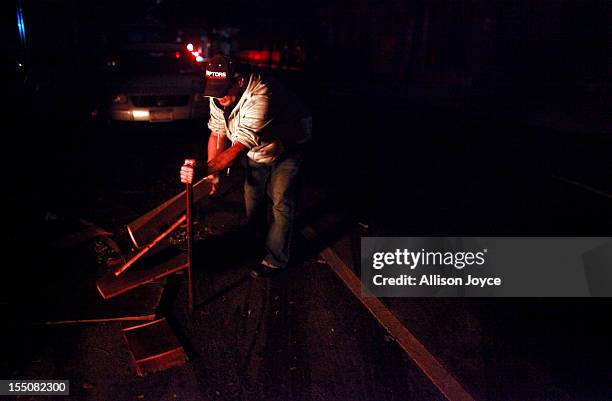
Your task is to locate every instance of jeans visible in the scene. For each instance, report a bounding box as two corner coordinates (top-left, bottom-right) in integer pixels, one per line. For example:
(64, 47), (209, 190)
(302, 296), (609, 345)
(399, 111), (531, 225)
(244, 148), (304, 268)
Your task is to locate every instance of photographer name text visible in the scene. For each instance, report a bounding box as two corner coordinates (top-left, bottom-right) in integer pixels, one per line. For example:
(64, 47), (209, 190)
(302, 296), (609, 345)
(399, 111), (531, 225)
(372, 274), (501, 287)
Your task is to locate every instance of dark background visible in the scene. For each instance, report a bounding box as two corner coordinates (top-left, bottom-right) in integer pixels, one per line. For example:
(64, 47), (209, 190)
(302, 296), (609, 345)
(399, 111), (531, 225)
(10, 0), (611, 227)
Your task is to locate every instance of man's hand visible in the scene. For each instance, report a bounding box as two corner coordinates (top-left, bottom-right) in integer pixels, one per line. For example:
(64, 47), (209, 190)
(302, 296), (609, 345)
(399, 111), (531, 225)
(179, 160), (218, 194)
(204, 173), (220, 195)
(180, 159), (196, 184)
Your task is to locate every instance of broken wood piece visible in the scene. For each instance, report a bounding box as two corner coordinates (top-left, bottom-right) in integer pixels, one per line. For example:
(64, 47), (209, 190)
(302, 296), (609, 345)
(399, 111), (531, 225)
(122, 317), (187, 376)
(97, 253), (187, 300)
(44, 280), (165, 325)
(51, 226), (113, 249)
(127, 178), (211, 248)
(115, 215), (186, 276)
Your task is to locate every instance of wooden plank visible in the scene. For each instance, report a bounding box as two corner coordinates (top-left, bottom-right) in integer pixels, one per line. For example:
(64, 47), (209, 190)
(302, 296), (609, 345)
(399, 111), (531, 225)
(45, 315), (156, 325)
(301, 225), (477, 401)
(115, 215), (186, 276)
(122, 317), (188, 376)
(97, 253), (187, 300)
(127, 178), (212, 248)
(44, 280), (165, 325)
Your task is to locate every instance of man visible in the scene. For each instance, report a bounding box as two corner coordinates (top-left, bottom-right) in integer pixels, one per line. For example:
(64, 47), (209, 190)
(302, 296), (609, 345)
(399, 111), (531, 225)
(180, 54), (312, 278)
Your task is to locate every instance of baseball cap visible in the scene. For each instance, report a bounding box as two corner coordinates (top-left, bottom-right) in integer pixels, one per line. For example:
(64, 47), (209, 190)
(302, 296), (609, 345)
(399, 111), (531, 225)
(203, 54), (236, 98)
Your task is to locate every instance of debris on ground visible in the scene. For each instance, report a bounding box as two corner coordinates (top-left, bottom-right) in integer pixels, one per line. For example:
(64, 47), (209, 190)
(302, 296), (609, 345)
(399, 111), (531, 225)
(92, 238), (123, 267)
(168, 223), (212, 245)
(44, 211), (59, 222)
(168, 227), (187, 246)
(383, 334), (395, 343)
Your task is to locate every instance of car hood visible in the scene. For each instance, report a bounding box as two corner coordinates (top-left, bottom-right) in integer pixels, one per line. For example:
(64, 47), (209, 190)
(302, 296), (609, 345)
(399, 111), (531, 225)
(109, 73), (205, 95)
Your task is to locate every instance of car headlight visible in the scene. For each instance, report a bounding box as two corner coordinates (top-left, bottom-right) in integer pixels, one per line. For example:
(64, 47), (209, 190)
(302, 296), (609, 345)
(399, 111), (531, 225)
(112, 94), (128, 104)
(194, 93), (207, 102)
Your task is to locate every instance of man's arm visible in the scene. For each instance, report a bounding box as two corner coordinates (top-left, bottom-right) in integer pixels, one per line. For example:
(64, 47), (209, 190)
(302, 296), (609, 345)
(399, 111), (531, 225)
(207, 140), (249, 175)
(180, 132), (245, 189)
(207, 132), (228, 164)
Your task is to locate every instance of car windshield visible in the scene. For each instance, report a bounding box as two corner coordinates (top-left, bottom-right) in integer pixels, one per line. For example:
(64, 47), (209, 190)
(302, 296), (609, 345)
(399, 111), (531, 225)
(114, 50), (199, 74)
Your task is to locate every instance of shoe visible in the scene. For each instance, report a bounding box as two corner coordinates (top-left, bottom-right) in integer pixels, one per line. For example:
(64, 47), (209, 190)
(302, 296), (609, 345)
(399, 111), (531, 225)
(250, 262), (286, 279)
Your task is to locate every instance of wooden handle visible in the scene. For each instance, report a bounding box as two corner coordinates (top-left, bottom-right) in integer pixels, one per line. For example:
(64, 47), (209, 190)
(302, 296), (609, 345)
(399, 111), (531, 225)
(186, 182), (194, 315)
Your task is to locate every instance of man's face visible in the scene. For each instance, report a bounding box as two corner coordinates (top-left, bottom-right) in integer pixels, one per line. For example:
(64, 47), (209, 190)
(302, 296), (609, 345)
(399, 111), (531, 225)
(216, 78), (244, 107)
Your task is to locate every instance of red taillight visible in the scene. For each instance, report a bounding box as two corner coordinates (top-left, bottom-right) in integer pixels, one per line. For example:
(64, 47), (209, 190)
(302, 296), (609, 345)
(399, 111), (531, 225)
(175, 52), (181, 59)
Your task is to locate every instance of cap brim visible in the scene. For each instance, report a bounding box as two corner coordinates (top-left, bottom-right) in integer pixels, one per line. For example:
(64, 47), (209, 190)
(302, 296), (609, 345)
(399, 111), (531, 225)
(203, 80), (232, 98)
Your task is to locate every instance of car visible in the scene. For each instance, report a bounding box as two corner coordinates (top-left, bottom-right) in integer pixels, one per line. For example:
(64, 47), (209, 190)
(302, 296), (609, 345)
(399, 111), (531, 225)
(102, 43), (207, 122)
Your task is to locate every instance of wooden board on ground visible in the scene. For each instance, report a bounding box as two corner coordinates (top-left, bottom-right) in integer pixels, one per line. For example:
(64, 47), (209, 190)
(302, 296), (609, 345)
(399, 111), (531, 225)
(44, 280), (165, 325)
(122, 317), (188, 376)
(301, 223), (477, 401)
(97, 252), (187, 300)
(127, 178), (211, 248)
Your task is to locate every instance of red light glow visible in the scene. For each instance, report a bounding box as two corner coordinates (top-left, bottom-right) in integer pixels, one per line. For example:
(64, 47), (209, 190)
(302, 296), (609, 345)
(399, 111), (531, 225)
(239, 50), (281, 64)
